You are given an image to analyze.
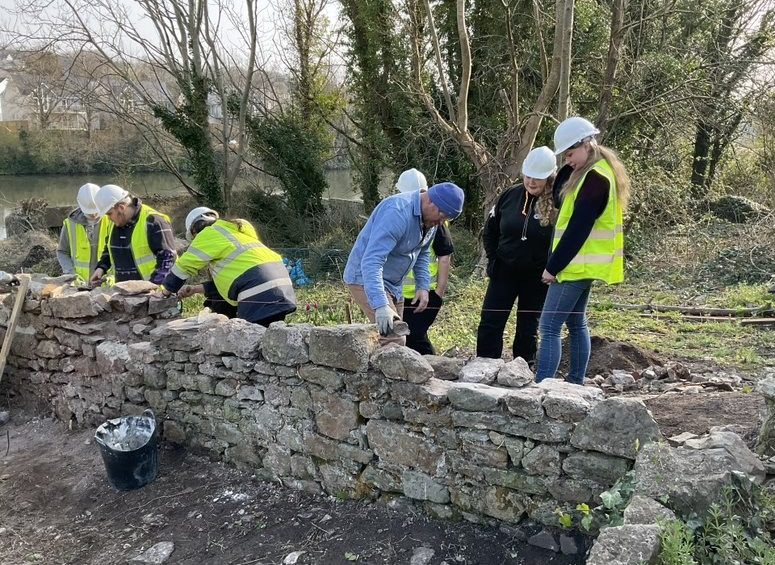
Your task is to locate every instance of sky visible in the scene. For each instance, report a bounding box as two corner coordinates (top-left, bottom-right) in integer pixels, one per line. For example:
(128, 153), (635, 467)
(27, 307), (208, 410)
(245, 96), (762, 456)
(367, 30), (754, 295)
(0, 0), (342, 69)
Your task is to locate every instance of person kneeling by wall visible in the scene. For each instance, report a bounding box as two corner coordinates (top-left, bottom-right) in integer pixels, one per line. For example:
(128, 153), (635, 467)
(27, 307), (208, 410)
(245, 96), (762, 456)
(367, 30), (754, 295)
(158, 207), (297, 327)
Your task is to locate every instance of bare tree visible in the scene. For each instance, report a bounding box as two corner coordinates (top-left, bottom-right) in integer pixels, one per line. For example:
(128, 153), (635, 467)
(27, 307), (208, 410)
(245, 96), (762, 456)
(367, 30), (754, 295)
(6, 0), (263, 210)
(408, 0), (573, 217)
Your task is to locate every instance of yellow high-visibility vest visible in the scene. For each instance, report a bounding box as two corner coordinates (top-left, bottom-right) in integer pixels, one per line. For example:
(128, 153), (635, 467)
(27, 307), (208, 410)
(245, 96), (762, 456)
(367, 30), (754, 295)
(553, 159), (624, 284)
(402, 247), (438, 299)
(107, 204), (172, 281)
(170, 219), (290, 306)
(63, 215), (111, 282)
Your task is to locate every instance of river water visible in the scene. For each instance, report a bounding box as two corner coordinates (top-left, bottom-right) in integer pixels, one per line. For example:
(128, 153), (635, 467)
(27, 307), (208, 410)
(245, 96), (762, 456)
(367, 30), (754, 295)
(0, 170), (362, 239)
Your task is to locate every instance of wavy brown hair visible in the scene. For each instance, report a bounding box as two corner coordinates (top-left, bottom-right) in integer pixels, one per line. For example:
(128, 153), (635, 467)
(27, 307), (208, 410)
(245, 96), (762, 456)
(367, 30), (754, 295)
(560, 142), (631, 210)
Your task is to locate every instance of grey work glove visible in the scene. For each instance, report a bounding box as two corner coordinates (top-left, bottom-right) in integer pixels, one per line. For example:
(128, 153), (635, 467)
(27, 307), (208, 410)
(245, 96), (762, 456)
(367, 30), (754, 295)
(374, 305), (399, 337)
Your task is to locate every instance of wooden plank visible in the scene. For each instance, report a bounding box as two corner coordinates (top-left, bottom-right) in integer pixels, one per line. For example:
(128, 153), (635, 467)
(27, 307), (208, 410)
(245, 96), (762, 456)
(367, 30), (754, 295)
(740, 318), (775, 327)
(594, 301), (773, 318)
(0, 274), (30, 383)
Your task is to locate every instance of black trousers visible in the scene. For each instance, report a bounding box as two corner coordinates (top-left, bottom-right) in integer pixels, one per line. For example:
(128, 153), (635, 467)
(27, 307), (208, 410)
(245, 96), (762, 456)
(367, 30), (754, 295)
(403, 290), (444, 355)
(476, 262), (548, 363)
(205, 287), (290, 327)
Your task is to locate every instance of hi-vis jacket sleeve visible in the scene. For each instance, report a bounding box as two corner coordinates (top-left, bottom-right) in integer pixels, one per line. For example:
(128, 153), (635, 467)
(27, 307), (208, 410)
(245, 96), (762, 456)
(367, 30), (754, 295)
(162, 229), (230, 293)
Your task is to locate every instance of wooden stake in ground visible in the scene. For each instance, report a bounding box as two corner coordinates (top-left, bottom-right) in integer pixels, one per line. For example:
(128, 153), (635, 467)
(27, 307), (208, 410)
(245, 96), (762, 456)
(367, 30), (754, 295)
(0, 274), (30, 384)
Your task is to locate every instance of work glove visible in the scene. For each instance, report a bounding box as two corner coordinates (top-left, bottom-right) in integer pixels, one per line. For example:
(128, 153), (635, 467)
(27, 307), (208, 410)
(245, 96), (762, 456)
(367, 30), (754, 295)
(374, 305), (399, 337)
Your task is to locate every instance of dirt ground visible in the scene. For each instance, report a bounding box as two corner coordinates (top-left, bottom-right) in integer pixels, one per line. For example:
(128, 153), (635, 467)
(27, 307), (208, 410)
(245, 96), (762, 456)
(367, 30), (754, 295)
(0, 412), (587, 565)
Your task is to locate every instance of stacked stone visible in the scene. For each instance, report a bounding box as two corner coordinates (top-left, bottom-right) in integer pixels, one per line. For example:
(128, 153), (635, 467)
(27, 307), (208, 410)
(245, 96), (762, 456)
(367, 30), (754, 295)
(0, 278), (179, 426)
(1, 283), (665, 527)
(118, 317), (662, 527)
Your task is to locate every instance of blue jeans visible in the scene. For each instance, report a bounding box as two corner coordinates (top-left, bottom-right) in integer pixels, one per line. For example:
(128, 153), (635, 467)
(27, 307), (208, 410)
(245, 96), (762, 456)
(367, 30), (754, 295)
(535, 279), (593, 385)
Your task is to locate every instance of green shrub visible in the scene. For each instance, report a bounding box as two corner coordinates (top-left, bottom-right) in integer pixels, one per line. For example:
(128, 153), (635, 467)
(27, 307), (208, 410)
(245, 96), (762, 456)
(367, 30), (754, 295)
(657, 520), (696, 565)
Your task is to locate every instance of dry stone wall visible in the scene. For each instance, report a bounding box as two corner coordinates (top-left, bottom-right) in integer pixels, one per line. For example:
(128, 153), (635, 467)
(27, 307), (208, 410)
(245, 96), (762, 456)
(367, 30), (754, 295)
(1, 278), (664, 527)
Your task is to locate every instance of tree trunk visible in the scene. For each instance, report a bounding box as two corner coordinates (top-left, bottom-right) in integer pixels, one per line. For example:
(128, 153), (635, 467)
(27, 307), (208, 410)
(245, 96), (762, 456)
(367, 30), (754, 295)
(557, 0), (574, 120)
(597, 0), (627, 136)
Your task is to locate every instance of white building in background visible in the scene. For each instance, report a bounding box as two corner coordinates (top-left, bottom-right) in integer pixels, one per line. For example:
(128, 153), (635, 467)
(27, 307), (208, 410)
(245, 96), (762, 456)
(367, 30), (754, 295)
(0, 77), (8, 121)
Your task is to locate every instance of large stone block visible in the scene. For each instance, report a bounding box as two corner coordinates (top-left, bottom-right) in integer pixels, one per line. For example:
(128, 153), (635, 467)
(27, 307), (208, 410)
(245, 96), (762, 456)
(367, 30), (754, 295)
(547, 477), (606, 503)
(503, 387), (546, 423)
(586, 524), (661, 565)
(113, 280), (158, 295)
(202, 319), (266, 358)
(460, 357), (504, 384)
(308, 324), (378, 372)
(360, 465), (402, 493)
(521, 445), (561, 476)
(44, 290), (99, 318)
(458, 430), (509, 468)
(497, 358), (534, 388)
(311, 388), (360, 441)
(543, 385), (596, 422)
(35, 339), (61, 359)
(571, 398), (661, 459)
(390, 379), (452, 406)
(262, 322), (311, 365)
(562, 451), (631, 486)
(371, 344), (434, 383)
(623, 495), (676, 525)
(96, 341), (130, 374)
(298, 364), (345, 391)
(447, 382), (508, 412)
(423, 355), (462, 380)
(452, 410), (573, 443)
(109, 294), (148, 316)
(449, 484), (529, 523)
(402, 470), (450, 503)
(149, 312), (226, 341)
(366, 420), (444, 475)
(633, 432), (765, 516)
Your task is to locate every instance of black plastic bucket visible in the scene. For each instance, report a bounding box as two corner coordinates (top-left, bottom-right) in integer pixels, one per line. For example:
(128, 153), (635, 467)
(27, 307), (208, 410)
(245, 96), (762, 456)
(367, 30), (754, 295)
(94, 409), (159, 491)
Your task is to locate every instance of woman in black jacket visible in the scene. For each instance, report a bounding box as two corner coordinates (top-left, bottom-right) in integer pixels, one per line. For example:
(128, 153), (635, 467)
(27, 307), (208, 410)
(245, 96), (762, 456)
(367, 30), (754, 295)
(476, 146), (557, 363)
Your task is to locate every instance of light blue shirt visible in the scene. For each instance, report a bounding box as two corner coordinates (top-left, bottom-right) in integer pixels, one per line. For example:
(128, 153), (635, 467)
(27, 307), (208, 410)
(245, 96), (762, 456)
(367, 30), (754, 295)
(344, 191), (436, 310)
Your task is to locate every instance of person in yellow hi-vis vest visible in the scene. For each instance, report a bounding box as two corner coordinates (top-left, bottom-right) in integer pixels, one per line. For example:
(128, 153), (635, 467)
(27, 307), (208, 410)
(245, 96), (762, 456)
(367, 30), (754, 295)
(396, 170), (454, 355)
(56, 183), (112, 284)
(157, 207), (296, 327)
(89, 184), (177, 286)
(534, 117), (631, 385)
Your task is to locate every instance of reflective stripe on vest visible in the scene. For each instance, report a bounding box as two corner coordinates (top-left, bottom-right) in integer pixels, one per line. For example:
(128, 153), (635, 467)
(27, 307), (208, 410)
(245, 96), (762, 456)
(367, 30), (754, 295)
(64, 216), (111, 281)
(552, 159), (624, 284)
(174, 219), (290, 306)
(107, 205), (171, 281)
(402, 247), (438, 299)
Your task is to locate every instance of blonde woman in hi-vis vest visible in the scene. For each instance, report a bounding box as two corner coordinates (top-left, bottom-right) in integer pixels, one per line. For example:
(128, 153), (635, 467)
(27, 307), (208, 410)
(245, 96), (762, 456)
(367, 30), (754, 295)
(534, 117), (631, 385)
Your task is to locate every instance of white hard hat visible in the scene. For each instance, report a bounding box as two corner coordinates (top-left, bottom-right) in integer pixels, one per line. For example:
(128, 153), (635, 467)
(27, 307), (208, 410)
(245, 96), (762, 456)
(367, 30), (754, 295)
(553, 116), (600, 155)
(95, 184), (130, 216)
(185, 206), (219, 237)
(76, 183), (101, 215)
(521, 146), (557, 179)
(395, 168), (428, 193)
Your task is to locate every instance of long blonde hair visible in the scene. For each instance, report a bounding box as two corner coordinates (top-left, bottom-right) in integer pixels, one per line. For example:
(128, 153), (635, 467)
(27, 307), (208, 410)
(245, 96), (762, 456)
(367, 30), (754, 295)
(561, 142), (631, 210)
(534, 176), (557, 227)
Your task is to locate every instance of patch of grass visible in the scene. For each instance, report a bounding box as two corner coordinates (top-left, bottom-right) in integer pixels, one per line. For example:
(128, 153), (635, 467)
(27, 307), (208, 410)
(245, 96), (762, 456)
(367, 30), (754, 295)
(177, 275), (773, 368)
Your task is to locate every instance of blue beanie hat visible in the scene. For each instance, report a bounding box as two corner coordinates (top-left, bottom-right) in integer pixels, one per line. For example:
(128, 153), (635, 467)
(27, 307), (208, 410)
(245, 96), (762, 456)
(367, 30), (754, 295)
(427, 182), (465, 219)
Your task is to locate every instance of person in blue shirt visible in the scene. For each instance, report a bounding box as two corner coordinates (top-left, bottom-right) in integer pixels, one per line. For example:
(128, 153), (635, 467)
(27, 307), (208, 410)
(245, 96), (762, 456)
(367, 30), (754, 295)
(344, 181), (465, 344)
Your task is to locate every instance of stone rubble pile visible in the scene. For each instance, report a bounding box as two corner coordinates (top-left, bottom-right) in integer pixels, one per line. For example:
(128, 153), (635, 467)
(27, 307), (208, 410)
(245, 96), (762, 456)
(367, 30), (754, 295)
(588, 361), (749, 395)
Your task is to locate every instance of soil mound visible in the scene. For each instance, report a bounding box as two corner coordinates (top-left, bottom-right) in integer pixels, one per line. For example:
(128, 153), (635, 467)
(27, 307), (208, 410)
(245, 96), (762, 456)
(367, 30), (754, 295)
(559, 336), (665, 377)
(0, 231), (59, 274)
